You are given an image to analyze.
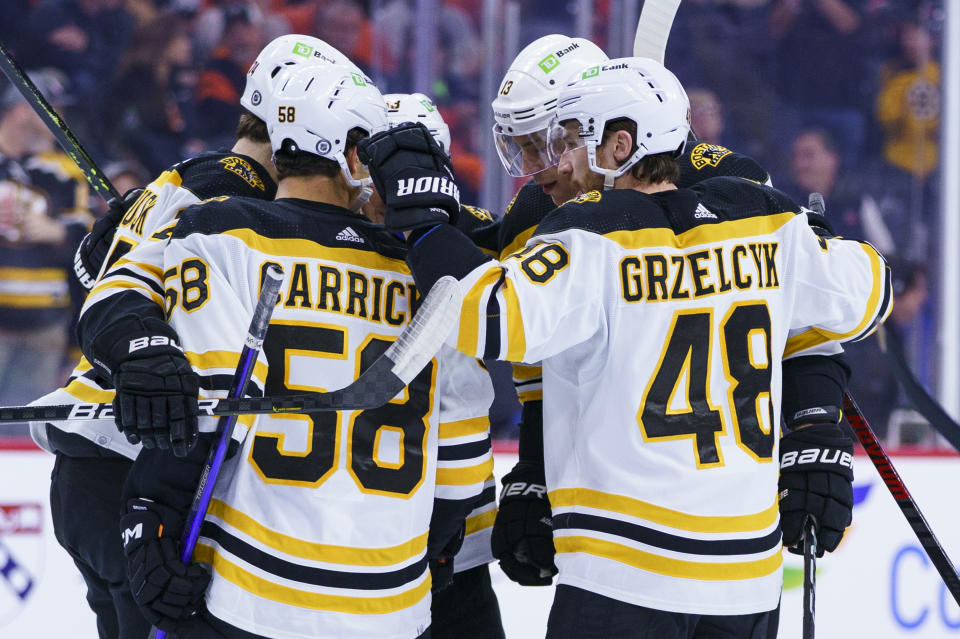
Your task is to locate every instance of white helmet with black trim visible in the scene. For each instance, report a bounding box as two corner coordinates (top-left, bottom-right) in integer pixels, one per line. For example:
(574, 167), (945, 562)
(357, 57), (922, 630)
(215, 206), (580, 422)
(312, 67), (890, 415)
(268, 64), (387, 196)
(548, 57), (690, 189)
(491, 34), (607, 177)
(382, 93), (451, 157)
(240, 34), (366, 122)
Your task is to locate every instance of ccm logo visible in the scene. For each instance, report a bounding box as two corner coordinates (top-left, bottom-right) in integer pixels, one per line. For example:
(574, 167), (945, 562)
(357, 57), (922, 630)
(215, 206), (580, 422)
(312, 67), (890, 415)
(129, 336), (182, 353)
(396, 176), (460, 201)
(781, 448), (853, 470)
(121, 523), (142, 546)
(500, 482), (547, 500)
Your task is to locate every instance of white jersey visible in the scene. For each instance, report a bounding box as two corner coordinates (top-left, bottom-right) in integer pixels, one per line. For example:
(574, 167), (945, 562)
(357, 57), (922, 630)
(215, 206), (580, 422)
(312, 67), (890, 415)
(30, 152), (276, 457)
(429, 179), (891, 615)
(150, 195), (492, 638)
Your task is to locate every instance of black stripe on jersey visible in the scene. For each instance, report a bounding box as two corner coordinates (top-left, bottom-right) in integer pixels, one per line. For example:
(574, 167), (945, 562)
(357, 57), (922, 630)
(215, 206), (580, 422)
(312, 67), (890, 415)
(483, 272), (506, 360)
(533, 178), (800, 240)
(199, 521), (428, 590)
(472, 484), (497, 510)
(106, 267), (165, 298)
(514, 378), (542, 388)
(553, 513), (782, 556)
(438, 436), (491, 462)
(197, 374), (263, 397)
(852, 256), (893, 342)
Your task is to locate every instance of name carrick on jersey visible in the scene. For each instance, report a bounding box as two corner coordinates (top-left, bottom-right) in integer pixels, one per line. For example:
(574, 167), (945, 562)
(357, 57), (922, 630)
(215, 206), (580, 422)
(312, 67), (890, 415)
(409, 177), (891, 615)
(156, 197), (492, 638)
(30, 151), (276, 457)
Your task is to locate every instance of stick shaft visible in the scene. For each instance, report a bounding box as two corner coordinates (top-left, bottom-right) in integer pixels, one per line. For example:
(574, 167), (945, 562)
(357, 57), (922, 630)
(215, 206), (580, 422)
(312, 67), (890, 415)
(843, 392), (960, 605)
(0, 39), (120, 202)
(802, 518), (817, 639)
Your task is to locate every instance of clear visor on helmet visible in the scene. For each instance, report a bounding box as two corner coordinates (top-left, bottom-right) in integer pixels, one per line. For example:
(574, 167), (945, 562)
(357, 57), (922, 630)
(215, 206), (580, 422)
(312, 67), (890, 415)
(492, 124), (567, 177)
(545, 116), (591, 166)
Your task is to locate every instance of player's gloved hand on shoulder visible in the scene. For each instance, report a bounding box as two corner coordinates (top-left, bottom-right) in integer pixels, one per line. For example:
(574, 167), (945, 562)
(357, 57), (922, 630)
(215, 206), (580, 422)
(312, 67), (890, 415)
(491, 462), (558, 586)
(778, 424), (854, 557)
(106, 318), (199, 456)
(356, 122), (460, 232)
(74, 188), (143, 290)
(121, 498), (210, 632)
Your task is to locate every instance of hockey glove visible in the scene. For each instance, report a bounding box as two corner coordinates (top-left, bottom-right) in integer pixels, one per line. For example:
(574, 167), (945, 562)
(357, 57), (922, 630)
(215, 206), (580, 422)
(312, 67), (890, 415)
(356, 122), (460, 232)
(778, 424), (854, 557)
(74, 188), (142, 290)
(121, 498), (210, 632)
(491, 462), (558, 586)
(110, 319), (199, 457)
(429, 522), (464, 593)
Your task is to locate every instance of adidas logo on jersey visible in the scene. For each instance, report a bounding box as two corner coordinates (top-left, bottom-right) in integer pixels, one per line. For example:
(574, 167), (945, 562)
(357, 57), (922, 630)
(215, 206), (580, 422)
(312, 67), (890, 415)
(336, 227), (364, 244)
(694, 203), (717, 219)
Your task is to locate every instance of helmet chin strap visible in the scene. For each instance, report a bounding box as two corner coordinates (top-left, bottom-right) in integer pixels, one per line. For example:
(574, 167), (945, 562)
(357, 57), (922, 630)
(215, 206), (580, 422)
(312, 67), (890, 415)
(338, 154), (373, 212)
(587, 141), (647, 190)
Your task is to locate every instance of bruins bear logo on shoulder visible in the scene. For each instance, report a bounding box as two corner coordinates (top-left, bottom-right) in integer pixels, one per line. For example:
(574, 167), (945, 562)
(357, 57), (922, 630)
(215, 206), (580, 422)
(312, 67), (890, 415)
(564, 190), (602, 206)
(219, 156), (266, 191)
(462, 204), (494, 222)
(689, 143), (732, 170)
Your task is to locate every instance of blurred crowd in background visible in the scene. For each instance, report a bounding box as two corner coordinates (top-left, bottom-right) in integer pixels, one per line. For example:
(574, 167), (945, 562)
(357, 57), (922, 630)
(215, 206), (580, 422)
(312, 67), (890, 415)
(0, 0), (949, 444)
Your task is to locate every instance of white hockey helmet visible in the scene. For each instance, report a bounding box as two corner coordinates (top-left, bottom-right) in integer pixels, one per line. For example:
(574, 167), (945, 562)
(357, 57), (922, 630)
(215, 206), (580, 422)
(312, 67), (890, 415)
(491, 34), (607, 177)
(382, 93), (452, 157)
(240, 34), (366, 122)
(548, 57), (690, 189)
(268, 64), (388, 190)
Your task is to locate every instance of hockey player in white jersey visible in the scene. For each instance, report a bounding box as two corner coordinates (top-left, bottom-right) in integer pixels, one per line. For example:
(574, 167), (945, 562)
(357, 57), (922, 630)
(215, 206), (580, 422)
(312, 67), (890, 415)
(112, 64), (493, 638)
(377, 92), (504, 639)
(360, 57), (892, 638)
(32, 35), (358, 639)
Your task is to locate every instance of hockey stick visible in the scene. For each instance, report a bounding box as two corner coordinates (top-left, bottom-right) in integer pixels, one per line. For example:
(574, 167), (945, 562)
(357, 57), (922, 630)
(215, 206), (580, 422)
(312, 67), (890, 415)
(633, 0), (682, 62)
(153, 264), (284, 639)
(0, 275), (463, 423)
(802, 516), (817, 639)
(0, 39), (120, 202)
(843, 393), (960, 605)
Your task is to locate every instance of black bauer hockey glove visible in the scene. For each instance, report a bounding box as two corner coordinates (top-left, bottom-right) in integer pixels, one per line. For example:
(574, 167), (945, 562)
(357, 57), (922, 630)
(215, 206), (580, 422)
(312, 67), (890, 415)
(356, 122), (460, 232)
(110, 319), (200, 457)
(778, 424), (854, 557)
(491, 462), (558, 586)
(121, 498), (210, 632)
(74, 188), (143, 290)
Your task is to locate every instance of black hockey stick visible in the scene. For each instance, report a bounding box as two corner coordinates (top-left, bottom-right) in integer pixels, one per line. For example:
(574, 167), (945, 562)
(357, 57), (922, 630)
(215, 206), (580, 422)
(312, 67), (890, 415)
(154, 265), (284, 639)
(0, 276), (463, 423)
(802, 516), (817, 639)
(0, 39), (120, 202)
(843, 392), (960, 605)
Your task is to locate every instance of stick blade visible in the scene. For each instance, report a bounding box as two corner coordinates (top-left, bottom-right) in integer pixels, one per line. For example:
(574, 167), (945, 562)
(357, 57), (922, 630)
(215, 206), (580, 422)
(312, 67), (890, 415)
(633, 0), (682, 62)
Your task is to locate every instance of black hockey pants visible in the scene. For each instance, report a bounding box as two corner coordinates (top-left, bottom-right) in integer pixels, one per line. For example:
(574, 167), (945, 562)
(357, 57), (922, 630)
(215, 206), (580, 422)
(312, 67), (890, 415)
(546, 584), (780, 639)
(50, 453), (152, 639)
(432, 563), (505, 639)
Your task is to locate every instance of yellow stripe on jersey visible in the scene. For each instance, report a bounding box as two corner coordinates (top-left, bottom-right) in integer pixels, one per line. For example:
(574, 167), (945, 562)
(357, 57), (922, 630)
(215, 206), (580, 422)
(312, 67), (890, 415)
(111, 257), (164, 280)
(511, 364), (542, 381)
(186, 351), (268, 384)
(438, 416), (489, 439)
(783, 244), (887, 357)
(0, 267), (66, 281)
(501, 279), (526, 361)
(75, 357), (93, 373)
(0, 293), (69, 308)
(549, 488), (778, 534)
(88, 279), (164, 305)
(194, 544), (431, 614)
(602, 213), (796, 251)
(457, 267), (501, 356)
(465, 509), (497, 535)
(517, 389), (544, 402)
(222, 229), (409, 272)
(151, 169), (183, 189)
(554, 536), (782, 581)
(436, 457), (495, 486)
(64, 378), (114, 403)
(500, 227), (536, 260)
(206, 499), (428, 566)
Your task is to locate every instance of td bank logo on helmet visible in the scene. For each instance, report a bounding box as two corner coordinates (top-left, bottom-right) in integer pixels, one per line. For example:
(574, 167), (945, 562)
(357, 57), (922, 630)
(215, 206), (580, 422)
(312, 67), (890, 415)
(538, 42), (581, 74)
(582, 62), (629, 79)
(396, 176), (460, 200)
